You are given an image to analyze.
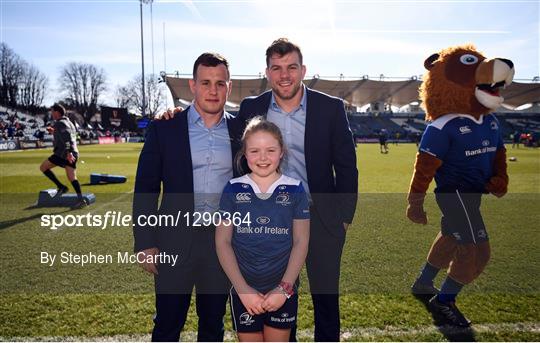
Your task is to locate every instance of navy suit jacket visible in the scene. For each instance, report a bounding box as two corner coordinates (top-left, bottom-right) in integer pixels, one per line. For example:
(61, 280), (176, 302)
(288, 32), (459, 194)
(132, 108), (237, 255)
(233, 88), (358, 237)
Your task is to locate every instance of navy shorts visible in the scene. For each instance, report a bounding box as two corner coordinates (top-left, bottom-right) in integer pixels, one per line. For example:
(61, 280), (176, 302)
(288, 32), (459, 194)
(48, 152), (78, 169)
(435, 190), (489, 244)
(229, 287), (298, 332)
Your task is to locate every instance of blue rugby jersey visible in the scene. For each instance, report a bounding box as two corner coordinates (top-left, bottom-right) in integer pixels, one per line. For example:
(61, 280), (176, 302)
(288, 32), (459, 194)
(419, 113), (504, 193)
(219, 174), (310, 293)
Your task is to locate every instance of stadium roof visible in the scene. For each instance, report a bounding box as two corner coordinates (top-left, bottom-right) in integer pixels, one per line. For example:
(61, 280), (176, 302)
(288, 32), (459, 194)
(165, 76), (540, 110)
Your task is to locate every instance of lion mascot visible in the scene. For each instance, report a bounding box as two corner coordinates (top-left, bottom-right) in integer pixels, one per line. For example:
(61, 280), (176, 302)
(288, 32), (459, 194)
(407, 45), (514, 327)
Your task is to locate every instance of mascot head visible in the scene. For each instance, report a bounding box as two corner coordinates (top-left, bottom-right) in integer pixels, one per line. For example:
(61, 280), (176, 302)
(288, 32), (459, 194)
(419, 45), (514, 121)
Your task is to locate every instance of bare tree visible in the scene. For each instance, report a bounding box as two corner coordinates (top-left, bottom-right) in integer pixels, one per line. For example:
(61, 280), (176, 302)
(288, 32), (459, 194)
(58, 62), (107, 121)
(125, 74), (164, 117)
(114, 84), (131, 109)
(18, 63), (48, 112)
(0, 43), (25, 107)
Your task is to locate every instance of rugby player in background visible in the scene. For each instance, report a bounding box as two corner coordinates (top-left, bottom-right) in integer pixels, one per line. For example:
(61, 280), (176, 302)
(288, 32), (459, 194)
(39, 103), (87, 209)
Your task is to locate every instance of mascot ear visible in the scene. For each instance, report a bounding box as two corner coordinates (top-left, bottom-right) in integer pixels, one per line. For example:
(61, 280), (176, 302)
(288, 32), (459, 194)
(424, 53), (440, 70)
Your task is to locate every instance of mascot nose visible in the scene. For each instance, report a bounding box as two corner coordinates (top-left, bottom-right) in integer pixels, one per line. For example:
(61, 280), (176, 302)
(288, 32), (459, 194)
(497, 58), (514, 69)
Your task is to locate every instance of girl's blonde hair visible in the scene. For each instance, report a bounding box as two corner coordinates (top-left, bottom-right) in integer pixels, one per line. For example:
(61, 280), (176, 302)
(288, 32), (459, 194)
(235, 116), (286, 175)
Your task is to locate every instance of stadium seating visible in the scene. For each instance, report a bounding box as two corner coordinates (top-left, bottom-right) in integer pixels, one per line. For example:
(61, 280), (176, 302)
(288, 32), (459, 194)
(1, 105), (538, 145)
(346, 112), (540, 141)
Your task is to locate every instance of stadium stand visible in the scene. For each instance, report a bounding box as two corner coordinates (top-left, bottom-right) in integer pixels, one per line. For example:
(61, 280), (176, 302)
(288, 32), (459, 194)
(2, 76), (540, 151)
(0, 105), (46, 141)
(389, 118), (422, 134)
(164, 75), (539, 145)
(2, 105), (539, 148)
(0, 105), (144, 151)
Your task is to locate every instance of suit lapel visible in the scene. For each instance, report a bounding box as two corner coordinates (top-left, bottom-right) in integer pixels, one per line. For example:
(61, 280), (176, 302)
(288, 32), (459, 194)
(179, 109), (194, 193)
(225, 112), (239, 175)
(259, 91), (273, 119)
(304, 88), (314, 188)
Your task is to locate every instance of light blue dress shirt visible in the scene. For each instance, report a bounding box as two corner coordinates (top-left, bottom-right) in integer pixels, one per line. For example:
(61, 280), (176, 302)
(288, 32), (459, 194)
(266, 86), (310, 194)
(188, 104), (233, 213)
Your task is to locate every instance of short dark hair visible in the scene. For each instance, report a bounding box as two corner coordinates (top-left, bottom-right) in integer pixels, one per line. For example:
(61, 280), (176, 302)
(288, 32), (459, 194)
(265, 38), (303, 67)
(192, 52), (230, 80)
(50, 103), (65, 116)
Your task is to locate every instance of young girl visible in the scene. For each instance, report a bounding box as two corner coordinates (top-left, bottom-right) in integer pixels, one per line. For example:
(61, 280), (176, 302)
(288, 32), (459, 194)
(216, 117), (310, 342)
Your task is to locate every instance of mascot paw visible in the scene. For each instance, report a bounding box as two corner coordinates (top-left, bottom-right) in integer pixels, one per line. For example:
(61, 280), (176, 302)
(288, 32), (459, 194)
(406, 204), (428, 225)
(485, 176), (508, 198)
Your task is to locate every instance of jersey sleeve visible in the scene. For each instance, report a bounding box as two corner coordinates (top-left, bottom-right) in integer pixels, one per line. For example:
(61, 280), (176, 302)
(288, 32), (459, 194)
(218, 182), (235, 215)
(419, 125), (450, 159)
(293, 182), (310, 220)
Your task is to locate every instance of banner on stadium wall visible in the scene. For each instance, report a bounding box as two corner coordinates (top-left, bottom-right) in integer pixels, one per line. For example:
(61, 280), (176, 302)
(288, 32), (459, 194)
(128, 136), (144, 143)
(101, 106), (138, 131)
(0, 140), (19, 151)
(91, 139), (99, 144)
(20, 141), (38, 149)
(98, 137), (115, 144)
(356, 138), (380, 143)
(137, 117), (150, 129)
(42, 141), (53, 147)
(80, 139), (92, 145)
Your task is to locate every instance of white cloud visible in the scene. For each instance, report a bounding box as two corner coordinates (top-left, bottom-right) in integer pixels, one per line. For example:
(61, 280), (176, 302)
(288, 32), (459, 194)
(180, 0), (205, 21)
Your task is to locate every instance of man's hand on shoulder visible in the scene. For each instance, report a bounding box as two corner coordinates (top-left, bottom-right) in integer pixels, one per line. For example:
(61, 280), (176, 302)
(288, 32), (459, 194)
(153, 106), (184, 121)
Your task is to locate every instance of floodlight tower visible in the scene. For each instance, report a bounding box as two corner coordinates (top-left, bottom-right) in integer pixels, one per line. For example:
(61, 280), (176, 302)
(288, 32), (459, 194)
(140, 0), (153, 117)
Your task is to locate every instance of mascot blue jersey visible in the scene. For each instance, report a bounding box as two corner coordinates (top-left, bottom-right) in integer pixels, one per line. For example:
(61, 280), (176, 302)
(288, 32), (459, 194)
(419, 113), (504, 193)
(219, 174), (310, 293)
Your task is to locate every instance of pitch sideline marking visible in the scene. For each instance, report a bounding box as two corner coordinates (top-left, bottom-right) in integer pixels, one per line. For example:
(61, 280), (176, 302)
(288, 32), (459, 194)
(4, 321), (539, 341)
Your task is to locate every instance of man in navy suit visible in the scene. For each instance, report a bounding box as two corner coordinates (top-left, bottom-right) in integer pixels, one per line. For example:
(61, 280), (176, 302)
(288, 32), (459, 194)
(133, 53), (237, 341)
(232, 38), (358, 341)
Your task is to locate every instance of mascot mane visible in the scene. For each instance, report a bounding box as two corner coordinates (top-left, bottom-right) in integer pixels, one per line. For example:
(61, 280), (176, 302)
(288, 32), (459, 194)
(419, 44), (514, 121)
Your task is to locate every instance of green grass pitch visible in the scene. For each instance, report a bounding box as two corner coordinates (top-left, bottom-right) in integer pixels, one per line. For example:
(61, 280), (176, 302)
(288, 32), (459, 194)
(0, 143), (539, 341)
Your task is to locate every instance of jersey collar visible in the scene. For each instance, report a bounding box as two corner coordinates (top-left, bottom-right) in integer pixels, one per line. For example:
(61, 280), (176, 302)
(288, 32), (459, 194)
(453, 113), (484, 124)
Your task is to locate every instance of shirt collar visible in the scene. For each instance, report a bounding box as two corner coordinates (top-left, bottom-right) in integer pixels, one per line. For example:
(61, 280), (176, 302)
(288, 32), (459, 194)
(188, 102), (227, 128)
(270, 84), (307, 114)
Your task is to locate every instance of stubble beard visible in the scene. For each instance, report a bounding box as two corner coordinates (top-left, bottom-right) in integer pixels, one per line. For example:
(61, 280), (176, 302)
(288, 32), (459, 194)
(273, 81), (302, 101)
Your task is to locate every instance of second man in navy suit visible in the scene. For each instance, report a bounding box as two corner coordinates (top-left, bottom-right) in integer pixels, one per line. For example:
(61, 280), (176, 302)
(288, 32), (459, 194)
(232, 38), (358, 342)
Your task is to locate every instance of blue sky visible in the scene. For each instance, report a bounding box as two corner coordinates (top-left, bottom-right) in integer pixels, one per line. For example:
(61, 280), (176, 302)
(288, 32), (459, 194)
(1, 0), (538, 106)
